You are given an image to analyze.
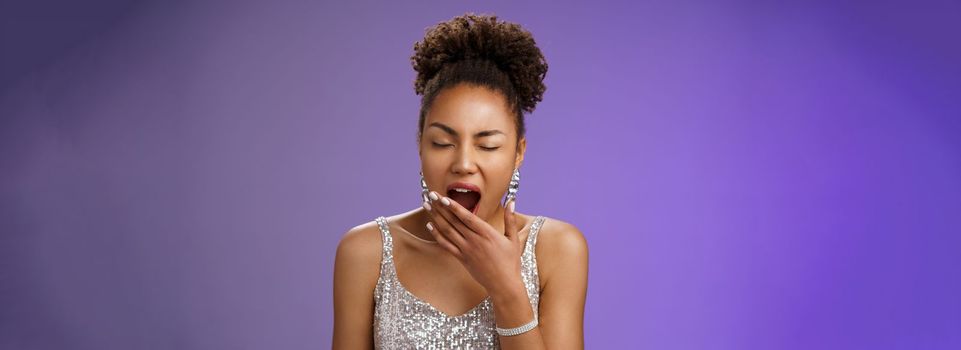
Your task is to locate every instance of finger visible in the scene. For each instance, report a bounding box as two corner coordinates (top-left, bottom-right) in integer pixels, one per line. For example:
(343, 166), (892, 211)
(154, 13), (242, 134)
(426, 221), (463, 259)
(424, 200), (462, 257)
(431, 192), (478, 242)
(504, 199), (519, 244)
(426, 195), (469, 248)
(424, 199), (467, 250)
(437, 193), (494, 240)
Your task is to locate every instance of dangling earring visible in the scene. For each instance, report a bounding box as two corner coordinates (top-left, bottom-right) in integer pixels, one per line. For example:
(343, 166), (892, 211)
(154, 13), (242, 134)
(503, 168), (520, 206)
(420, 171), (429, 203)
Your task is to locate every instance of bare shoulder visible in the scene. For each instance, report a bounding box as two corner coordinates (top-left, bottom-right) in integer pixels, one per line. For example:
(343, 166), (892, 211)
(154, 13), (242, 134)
(338, 220), (383, 251)
(332, 220), (384, 348)
(536, 217), (589, 256)
(534, 217), (589, 284)
(334, 220), (384, 285)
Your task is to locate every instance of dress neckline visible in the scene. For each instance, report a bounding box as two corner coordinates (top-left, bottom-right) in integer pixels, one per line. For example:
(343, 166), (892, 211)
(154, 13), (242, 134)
(378, 215), (544, 319)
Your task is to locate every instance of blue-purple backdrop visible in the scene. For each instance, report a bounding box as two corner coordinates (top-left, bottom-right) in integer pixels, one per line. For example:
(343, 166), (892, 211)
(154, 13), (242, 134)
(2, 0), (959, 349)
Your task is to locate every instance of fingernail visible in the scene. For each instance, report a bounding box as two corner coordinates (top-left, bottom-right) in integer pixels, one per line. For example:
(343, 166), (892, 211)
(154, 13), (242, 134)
(426, 222), (434, 231)
(440, 197), (451, 206)
(422, 201), (432, 211)
(428, 191), (439, 201)
(509, 200), (515, 213)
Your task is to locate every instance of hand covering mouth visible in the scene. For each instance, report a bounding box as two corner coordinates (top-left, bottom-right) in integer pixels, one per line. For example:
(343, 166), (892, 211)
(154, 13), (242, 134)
(446, 182), (481, 214)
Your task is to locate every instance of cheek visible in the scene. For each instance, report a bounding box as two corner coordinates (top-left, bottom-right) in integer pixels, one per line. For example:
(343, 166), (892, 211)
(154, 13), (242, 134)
(420, 157), (443, 188)
(422, 168), (445, 190)
(421, 156), (443, 170)
(482, 166), (516, 202)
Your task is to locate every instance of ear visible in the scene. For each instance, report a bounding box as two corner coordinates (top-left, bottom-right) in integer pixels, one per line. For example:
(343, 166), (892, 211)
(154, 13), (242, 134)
(514, 137), (526, 169)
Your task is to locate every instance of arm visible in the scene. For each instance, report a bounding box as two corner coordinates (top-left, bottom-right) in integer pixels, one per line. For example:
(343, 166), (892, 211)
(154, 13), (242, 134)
(497, 221), (589, 350)
(331, 224), (381, 350)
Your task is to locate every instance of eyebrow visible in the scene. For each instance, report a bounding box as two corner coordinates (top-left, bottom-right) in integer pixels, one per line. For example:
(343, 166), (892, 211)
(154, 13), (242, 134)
(428, 122), (505, 138)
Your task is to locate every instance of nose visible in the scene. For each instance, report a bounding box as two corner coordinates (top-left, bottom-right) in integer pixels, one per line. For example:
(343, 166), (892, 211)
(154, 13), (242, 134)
(451, 146), (479, 176)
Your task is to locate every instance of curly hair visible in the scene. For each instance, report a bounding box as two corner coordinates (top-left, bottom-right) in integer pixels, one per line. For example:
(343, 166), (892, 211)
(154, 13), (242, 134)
(412, 13), (548, 143)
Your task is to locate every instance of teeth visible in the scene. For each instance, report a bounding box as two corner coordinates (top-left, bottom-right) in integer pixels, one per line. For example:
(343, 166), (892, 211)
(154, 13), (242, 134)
(453, 188), (473, 193)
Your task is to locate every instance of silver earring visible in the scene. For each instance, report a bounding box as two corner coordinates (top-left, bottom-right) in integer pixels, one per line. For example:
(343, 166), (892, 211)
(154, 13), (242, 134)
(420, 171), (429, 203)
(504, 168), (520, 206)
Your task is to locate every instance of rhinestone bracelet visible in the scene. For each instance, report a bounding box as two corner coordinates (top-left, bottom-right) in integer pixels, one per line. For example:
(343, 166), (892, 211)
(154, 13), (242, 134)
(496, 315), (539, 337)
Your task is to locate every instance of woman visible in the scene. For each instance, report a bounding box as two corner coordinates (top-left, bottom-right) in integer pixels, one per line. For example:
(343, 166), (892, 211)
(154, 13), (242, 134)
(333, 13), (588, 349)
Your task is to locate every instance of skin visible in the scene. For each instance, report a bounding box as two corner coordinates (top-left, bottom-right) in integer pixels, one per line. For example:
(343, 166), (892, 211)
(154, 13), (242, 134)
(332, 83), (589, 349)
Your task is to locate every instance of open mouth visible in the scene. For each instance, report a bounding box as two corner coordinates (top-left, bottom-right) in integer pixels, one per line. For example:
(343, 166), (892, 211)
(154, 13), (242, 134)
(447, 183), (482, 214)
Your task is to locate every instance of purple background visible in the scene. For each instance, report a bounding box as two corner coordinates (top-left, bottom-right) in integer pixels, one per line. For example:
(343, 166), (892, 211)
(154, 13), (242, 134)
(2, 0), (959, 349)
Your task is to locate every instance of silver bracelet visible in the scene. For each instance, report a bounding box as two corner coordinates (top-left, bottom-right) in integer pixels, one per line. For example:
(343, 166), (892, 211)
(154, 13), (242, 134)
(495, 315), (538, 337)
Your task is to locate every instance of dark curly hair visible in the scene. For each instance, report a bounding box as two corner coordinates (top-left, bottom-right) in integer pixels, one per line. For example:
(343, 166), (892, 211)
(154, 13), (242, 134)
(412, 13), (548, 144)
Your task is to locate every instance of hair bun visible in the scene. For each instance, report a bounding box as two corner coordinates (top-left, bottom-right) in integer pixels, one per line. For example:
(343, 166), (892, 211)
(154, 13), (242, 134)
(412, 13), (548, 114)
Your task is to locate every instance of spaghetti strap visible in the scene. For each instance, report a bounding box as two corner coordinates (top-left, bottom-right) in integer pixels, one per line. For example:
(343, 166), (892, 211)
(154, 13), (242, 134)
(374, 216), (394, 272)
(520, 215), (546, 316)
(524, 216), (547, 256)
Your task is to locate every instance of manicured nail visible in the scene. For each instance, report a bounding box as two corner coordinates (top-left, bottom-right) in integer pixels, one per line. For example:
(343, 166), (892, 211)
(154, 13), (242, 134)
(440, 197), (451, 206)
(426, 222), (434, 231)
(428, 191), (439, 201)
(422, 201), (432, 211)
(509, 200), (515, 213)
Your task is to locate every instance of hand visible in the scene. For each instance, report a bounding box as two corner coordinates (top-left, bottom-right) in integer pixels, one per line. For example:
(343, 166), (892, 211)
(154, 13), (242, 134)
(423, 191), (524, 298)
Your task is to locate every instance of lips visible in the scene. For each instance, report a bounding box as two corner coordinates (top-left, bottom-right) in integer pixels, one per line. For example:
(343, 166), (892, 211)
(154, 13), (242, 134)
(446, 182), (482, 214)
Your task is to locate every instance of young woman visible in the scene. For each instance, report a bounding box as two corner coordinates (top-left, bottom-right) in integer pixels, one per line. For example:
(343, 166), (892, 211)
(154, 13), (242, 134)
(332, 13), (588, 349)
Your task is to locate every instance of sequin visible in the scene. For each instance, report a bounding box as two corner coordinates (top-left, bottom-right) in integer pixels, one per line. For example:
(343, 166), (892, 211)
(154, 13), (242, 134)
(373, 216), (546, 349)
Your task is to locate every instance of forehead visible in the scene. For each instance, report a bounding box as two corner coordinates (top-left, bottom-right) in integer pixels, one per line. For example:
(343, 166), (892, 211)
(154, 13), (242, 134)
(424, 84), (514, 134)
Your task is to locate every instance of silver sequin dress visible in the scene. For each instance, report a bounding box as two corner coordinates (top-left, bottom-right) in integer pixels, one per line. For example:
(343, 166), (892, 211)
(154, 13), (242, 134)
(373, 215), (546, 349)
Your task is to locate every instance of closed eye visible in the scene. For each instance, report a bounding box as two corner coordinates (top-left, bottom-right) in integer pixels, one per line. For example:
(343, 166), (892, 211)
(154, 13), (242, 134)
(432, 142), (499, 151)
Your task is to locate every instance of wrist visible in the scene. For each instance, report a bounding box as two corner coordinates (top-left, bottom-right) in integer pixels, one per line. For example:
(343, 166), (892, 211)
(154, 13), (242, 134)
(490, 280), (534, 329)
